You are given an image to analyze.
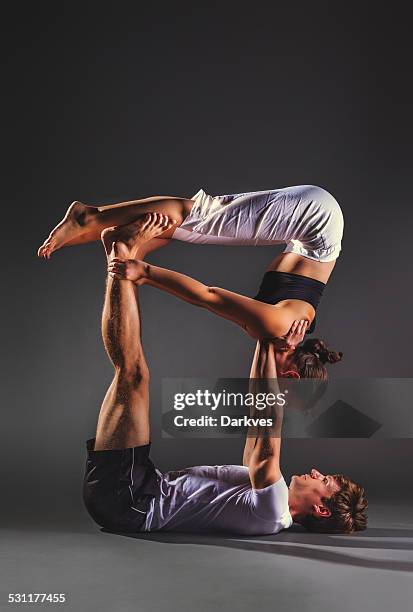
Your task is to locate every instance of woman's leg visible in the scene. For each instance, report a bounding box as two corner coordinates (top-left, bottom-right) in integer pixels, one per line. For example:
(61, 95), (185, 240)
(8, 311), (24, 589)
(37, 195), (194, 258)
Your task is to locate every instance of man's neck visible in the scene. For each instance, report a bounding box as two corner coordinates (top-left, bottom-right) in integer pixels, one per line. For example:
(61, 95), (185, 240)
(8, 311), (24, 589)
(288, 489), (305, 521)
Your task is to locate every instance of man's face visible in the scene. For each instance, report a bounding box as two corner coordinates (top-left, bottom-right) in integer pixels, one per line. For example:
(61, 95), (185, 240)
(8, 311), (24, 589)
(289, 468), (341, 517)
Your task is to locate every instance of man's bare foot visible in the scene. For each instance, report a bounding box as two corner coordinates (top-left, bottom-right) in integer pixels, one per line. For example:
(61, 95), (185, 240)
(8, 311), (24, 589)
(101, 213), (176, 260)
(37, 201), (98, 259)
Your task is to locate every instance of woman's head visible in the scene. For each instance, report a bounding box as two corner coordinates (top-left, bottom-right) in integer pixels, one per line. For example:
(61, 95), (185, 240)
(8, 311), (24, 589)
(289, 338), (343, 380)
(275, 339), (343, 412)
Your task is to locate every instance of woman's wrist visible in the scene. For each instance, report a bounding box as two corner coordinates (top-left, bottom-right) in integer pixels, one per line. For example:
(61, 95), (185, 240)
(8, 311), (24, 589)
(144, 262), (151, 279)
(132, 261), (151, 285)
(138, 262), (151, 284)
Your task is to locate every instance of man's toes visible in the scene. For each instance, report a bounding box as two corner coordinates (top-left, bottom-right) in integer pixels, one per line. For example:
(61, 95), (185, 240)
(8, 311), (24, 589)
(161, 215), (173, 229)
(157, 213), (168, 227)
(147, 213), (158, 229)
(140, 213), (152, 231)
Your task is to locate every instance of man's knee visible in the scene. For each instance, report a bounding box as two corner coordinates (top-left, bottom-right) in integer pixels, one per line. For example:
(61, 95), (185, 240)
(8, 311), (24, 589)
(116, 361), (150, 387)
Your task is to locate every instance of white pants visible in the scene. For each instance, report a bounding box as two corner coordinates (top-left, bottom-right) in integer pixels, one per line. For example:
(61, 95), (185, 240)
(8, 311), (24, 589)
(173, 185), (344, 262)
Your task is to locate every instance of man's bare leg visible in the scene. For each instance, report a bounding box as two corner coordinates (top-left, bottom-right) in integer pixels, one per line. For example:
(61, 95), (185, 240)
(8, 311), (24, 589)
(37, 194), (194, 259)
(94, 213), (175, 450)
(94, 273), (149, 450)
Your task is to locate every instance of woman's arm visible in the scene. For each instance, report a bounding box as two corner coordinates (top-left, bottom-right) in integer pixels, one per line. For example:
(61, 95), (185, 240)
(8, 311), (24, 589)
(108, 258), (292, 339)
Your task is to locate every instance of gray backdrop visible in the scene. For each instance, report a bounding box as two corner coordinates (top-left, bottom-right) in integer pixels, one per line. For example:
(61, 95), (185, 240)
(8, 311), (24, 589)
(2, 3), (412, 527)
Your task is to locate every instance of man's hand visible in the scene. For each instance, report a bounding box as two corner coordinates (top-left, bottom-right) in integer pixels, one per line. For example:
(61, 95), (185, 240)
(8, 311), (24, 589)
(270, 319), (309, 351)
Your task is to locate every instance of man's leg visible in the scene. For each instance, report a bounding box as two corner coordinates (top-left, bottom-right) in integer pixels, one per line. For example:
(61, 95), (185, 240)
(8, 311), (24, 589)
(83, 218), (179, 533)
(92, 213), (176, 450)
(94, 265), (149, 450)
(93, 214), (176, 449)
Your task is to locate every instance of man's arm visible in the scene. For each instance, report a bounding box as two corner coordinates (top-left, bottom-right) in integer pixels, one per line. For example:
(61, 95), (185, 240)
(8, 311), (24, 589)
(242, 341), (262, 468)
(243, 340), (284, 490)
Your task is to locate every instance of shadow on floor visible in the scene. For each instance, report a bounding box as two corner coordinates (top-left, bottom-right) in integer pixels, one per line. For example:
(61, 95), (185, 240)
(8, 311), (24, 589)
(101, 524), (413, 573)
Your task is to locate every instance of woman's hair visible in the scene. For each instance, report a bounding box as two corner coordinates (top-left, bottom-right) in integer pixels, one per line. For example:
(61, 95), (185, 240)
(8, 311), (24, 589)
(293, 338), (343, 380)
(300, 474), (368, 534)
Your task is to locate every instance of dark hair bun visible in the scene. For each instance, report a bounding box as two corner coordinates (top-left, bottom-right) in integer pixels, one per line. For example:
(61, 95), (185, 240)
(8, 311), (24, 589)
(325, 349), (343, 364)
(301, 338), (343, 365)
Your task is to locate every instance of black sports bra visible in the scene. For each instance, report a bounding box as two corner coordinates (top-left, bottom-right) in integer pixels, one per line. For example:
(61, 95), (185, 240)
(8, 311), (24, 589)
(253, 271), (325, 334)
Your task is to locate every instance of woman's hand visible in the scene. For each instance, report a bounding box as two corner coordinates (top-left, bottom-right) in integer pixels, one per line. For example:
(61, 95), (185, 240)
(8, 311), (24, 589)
(270, 319), (309, 351)
(107, 258), (147, 283)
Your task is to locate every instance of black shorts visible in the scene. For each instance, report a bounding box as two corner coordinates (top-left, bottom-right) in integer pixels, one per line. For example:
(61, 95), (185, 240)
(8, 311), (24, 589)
(83, 439), (160, 533)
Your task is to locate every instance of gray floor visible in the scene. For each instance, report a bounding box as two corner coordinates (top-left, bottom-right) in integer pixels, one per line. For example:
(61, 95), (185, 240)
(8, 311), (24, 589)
(1, 501), (413, 612)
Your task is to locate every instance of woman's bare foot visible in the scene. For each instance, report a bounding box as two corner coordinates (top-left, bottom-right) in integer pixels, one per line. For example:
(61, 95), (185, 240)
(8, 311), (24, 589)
(37, 201), (98, 259)
(101, 212), (176, 260)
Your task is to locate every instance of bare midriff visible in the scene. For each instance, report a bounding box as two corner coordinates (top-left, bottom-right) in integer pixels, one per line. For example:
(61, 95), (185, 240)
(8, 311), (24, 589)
(267, 252), (336, 285)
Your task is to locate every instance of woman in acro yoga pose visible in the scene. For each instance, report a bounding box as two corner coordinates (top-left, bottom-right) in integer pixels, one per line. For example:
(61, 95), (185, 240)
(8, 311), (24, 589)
(38, 185), (344, 378)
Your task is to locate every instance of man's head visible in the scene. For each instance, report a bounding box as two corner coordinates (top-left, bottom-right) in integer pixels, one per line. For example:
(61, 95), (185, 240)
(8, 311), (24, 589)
(288, 468), (368, 533)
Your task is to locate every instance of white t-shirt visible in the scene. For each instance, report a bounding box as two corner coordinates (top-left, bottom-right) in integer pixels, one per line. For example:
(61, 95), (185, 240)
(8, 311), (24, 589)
(143, 464), (293, 535)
